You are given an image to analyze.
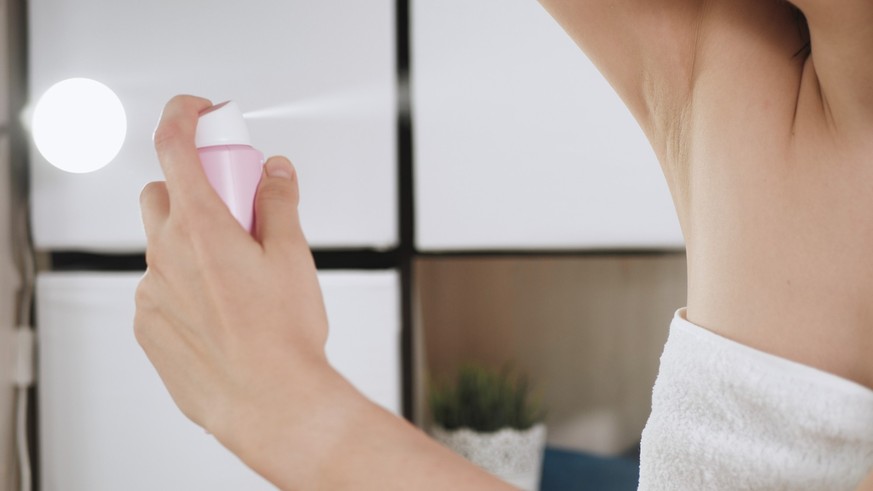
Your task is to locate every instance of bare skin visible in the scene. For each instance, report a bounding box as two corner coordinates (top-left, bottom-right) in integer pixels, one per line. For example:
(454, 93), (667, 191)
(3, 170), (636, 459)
(137, 97), (512, 490)
(539, 0), (873, 388)
(135, 0), (873, 489)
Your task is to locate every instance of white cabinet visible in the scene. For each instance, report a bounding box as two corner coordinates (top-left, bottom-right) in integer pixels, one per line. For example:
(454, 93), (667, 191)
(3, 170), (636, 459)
(29, 0), (396, 252)
(36, 270), (400, 491)
(412, 0), (683, 250)
(320, 271), (402, 413)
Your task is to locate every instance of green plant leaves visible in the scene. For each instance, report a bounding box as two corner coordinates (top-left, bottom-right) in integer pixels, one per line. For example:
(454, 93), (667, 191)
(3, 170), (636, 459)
(429, 365), (546, 433)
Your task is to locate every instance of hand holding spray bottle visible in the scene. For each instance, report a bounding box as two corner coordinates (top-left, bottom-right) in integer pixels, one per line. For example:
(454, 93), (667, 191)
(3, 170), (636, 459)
(194, 101), (264, 233)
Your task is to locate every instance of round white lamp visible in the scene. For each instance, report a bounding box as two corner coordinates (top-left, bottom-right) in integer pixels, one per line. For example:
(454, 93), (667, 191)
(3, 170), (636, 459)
(31, 78), (127, 174)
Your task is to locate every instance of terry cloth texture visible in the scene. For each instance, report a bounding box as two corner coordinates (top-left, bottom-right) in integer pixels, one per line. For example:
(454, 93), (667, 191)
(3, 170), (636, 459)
(638, 309), (873, 490)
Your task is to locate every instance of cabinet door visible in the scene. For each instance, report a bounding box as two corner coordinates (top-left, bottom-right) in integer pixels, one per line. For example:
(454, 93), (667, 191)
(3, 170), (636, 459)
(36, 270), (399, 491)
(321, 270), (402, 413)
(412, 0), (683, 250)
(29, 0), (396, 252)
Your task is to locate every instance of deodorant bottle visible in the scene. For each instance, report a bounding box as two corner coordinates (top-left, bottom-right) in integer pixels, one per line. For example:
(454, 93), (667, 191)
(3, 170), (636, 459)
(195, 101), (264, 233)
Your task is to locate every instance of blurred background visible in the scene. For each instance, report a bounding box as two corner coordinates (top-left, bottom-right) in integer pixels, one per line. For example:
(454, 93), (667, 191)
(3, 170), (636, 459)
(0, 0), (687, 489)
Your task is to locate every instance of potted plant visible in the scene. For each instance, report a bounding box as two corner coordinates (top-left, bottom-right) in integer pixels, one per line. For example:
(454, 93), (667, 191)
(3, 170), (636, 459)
(429, 365), (547, 491)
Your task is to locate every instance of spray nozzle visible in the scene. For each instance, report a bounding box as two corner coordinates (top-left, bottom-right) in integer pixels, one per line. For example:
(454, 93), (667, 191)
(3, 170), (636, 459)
(195, 100), (251, 148)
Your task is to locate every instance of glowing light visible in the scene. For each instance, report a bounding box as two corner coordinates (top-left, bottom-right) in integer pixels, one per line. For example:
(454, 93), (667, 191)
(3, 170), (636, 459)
(32, 78), (127, 173)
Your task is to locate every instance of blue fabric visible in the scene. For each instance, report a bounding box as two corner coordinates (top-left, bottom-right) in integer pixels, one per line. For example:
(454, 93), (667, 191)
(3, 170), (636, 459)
(540, 447), (639, 491)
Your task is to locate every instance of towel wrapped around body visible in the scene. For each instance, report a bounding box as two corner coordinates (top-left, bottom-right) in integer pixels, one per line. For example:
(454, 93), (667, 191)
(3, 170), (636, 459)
(639, 308), (873, 490)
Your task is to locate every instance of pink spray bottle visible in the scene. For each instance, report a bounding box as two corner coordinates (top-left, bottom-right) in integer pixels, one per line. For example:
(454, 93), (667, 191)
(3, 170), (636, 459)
(195, 101), (264, 233)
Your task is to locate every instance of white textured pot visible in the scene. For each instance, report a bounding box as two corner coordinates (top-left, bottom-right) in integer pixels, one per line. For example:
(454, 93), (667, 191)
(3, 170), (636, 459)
(431, 424), (547, 491)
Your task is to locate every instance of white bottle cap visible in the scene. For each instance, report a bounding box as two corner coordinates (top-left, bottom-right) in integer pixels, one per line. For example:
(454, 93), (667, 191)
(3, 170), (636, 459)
(195, 100), (252, 148)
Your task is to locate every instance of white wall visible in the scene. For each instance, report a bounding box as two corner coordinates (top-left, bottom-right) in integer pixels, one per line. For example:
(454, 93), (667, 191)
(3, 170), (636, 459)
(413, 0), (683, 250)
(27, 3), (402, 488)
(36, 271), (400, 491)
(29, 0), (397, 252)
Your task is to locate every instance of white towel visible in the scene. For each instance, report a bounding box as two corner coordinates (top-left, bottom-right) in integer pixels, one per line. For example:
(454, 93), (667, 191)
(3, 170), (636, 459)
(639, 309), (873, 490)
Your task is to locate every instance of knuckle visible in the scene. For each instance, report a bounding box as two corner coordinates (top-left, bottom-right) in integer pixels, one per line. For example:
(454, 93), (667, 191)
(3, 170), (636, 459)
(132, 311), (147, 344)
(140, 181), (165, 206)
(135, 269), (167, 312)
(170, 94), (211, 109)
(132, 305), (153, 349)
(153, 120), (184, 150)
(167, 94), (192, 106)
(144, 246), (160, 269)
(134, 277), (153, 310)
(154, 96), (213, 152)
(143, 230), (172, 268)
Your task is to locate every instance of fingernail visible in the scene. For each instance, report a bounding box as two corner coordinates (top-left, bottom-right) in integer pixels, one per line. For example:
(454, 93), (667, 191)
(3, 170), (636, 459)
(265, 159), (293, 179)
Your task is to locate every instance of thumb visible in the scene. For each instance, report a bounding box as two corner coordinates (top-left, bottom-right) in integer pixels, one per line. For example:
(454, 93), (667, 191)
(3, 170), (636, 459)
(254, 157), (305, 249)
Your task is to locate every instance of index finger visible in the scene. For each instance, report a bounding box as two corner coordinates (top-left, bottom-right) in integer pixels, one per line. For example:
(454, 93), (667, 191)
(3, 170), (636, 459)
(153, 95), (218, 212)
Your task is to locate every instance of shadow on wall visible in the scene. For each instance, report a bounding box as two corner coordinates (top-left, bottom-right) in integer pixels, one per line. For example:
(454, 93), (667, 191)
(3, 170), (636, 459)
(415, 254), (687, 456)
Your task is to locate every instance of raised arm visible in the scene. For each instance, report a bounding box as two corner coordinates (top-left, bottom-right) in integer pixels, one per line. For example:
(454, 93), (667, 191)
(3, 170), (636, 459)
(137, 96), (515, 490)
(859, 470), (873, 491)
(788, 0), (873, 130)
(538, 0), (705, 143)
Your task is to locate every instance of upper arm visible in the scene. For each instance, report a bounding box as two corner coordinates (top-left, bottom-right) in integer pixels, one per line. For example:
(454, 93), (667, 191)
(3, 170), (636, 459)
(538, 0), (705, 140)
(788, 0), (873, 129)
(855, 469), (873, 491)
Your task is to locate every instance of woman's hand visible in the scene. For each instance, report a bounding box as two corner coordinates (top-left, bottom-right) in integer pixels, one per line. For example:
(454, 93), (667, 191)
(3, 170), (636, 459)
(135, 94), (340, 455)
(134, 95), (511, 491)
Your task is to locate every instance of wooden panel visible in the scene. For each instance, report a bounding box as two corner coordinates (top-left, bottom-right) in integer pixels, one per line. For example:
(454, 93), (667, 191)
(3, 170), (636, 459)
(415, 255), (687, 455)
(0, 134), (20, 491)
